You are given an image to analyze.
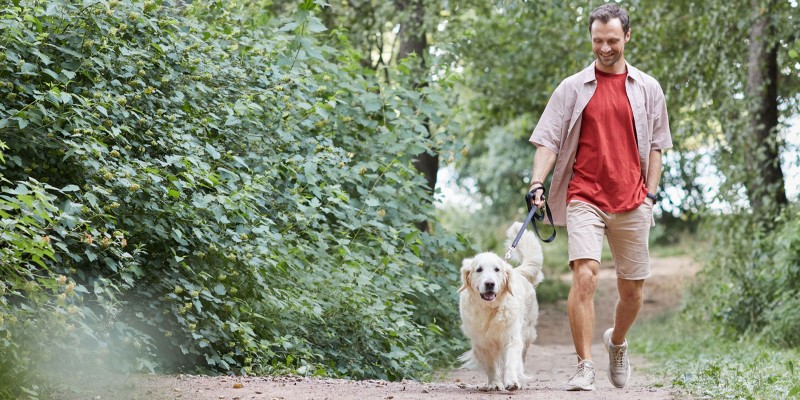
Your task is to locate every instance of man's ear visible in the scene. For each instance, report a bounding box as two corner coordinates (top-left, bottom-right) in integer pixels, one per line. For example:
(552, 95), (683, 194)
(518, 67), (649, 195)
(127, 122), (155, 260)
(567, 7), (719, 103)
(458, 259), (472, 293)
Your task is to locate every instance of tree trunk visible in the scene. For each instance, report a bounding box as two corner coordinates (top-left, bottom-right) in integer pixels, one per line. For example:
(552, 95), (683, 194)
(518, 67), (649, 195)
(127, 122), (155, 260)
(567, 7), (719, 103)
(745, 0), (788, 213)
(396, 0), (439, 232)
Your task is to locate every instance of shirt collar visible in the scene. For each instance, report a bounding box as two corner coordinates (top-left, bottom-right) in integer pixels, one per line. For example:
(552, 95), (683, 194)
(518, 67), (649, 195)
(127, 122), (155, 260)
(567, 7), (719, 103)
(581, 61), (643, 83)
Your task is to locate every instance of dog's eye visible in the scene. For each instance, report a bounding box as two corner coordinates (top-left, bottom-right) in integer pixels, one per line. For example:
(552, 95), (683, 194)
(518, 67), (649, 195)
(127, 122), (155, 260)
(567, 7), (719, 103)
(476, 267), (483, 273)
(494, 267), (500, 272)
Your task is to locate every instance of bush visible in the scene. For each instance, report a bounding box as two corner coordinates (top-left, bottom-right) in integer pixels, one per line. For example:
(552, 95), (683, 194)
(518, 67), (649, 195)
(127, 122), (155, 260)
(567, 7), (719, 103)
(689, 204), (800, 347)
(0, 0), (465, 394)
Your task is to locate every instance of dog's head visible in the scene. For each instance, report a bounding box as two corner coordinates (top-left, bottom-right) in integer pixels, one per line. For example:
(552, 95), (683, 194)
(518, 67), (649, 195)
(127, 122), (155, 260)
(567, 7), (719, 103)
(458, 252), (513, 301)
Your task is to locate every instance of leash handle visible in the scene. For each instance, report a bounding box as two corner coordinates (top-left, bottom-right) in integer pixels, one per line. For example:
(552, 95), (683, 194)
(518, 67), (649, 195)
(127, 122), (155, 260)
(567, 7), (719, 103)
(525, 188), (556, 243)
(505, 187), (557, 261)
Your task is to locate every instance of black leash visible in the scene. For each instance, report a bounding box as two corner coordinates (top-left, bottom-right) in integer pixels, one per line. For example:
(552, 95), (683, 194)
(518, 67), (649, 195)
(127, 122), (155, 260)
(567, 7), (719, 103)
(504, 187), (557, 261)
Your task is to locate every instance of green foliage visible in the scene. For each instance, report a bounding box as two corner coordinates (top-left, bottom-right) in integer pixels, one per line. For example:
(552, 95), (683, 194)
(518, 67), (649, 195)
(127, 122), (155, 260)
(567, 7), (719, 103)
(444, 2), (590, 222)
(0, 142), (148, 397)
(633, 314), (800, 399)
(0, 0), (465, 395)
(688, 205), (800, 348)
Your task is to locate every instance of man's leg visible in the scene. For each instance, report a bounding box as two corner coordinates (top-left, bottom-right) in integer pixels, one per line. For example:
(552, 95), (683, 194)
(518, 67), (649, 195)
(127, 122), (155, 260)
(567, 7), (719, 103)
(565, 201), (607, 391)
(603, 202), (652, 388)
(611, 278), (644, 345)
(568, 258), (600, 361)
(603, 278), (642, 388)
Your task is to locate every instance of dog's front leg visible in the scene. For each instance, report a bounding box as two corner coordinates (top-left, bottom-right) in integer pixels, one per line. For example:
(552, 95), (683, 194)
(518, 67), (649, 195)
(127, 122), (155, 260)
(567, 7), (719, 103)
(502, 333), (525, 390)
(474, 347), (503, 390)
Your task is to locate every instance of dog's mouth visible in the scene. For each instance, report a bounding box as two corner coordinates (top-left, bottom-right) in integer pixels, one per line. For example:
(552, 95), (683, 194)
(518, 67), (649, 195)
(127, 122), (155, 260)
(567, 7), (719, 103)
(480, 292), (497, 301)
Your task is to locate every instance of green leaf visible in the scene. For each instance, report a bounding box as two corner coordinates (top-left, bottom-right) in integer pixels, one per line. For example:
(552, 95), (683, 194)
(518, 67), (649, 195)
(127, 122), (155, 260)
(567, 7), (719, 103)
(213, 283), (226, 295)
(300, 0), (316, 11)
(205, 143), (221, 160)
(360, 93), (382, 113)
(5, 184), (30, 195)
(279, 22), (299, 32)
(307, 17), (327, 33)
(33, 50), (52, 65)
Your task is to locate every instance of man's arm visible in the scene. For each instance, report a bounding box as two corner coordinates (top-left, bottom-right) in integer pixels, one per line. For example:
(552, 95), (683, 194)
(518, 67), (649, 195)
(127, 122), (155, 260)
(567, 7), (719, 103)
(529, 145), (558, 207)
(645, 149), (663, 205)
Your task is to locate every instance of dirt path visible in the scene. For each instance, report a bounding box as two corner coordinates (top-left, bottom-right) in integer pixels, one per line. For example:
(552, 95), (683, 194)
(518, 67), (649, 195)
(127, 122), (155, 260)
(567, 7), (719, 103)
(54, 256), (698, 400)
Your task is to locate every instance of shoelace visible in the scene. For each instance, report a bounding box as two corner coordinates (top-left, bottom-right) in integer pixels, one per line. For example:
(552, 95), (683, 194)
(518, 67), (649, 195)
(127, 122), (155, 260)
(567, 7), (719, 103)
(573, 361), (593, 378)
(612, 346), (627, 368)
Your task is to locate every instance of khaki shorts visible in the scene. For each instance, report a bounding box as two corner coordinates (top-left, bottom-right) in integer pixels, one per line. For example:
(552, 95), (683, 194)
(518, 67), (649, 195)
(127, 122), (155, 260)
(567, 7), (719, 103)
(566, 200), (653, 280)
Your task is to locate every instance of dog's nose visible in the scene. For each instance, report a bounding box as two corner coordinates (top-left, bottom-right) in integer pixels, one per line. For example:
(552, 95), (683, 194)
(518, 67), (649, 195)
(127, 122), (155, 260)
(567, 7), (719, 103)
(485, 281), (495, 291)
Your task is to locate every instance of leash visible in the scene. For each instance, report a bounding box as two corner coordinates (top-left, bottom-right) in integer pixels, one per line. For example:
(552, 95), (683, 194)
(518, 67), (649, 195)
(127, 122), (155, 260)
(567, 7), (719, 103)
(504, 187), (557, 261)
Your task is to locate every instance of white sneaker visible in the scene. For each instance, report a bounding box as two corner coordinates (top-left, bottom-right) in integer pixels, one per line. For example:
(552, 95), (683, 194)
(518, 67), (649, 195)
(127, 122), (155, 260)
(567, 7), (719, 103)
(604, 328), (631, 388)
(566, 360), (595, 391)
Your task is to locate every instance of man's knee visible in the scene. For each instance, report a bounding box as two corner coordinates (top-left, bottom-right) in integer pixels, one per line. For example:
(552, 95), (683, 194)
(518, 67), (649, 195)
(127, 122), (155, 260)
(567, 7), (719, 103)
(618, 279), (644, 304)
(571, 259), (599, 294)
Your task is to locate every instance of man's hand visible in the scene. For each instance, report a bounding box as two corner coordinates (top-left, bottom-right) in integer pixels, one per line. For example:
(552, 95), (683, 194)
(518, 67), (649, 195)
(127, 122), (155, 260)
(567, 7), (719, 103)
(528, 181), (546, 208)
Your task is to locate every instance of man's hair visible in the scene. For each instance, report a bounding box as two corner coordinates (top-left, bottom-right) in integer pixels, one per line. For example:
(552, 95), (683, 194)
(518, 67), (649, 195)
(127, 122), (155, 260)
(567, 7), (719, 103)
(589, 3), (630, 34)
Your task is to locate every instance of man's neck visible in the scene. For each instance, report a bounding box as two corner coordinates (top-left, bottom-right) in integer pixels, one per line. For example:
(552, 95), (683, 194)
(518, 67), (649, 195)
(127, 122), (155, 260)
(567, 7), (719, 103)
(595, 60), (627, 74)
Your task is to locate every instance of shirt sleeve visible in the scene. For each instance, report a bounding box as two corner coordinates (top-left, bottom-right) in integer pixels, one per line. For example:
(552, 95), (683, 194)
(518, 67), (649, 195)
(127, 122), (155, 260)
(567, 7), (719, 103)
(529, 81), (567, 155)
(650, 84), (673, 151)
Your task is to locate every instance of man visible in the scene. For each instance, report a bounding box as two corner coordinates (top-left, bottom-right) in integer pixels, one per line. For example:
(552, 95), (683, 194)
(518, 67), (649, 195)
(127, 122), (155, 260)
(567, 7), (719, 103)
(527, 3), (672, 391)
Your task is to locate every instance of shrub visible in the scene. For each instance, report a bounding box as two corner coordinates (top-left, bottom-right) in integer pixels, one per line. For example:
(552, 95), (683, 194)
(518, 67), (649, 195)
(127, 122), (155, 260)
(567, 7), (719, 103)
(690, 204), (800, 347)
(0, 0), (465, 395)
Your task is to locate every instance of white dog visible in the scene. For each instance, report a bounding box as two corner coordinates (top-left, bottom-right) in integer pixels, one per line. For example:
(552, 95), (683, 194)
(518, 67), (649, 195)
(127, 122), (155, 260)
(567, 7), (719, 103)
(458, 222), (544, 391)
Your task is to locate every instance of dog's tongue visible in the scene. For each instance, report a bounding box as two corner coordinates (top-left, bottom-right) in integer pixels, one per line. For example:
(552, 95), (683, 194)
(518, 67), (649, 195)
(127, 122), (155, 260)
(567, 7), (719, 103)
(481, 292), (496, 301)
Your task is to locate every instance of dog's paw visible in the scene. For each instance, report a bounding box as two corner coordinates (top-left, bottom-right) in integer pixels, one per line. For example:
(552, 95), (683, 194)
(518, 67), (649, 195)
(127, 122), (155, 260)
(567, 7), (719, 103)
(482, 381), (503, 391)
(504, 380), (521, 391)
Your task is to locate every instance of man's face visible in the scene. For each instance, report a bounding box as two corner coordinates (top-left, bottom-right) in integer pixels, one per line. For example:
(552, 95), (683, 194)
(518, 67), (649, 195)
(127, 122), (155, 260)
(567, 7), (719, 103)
(590, 18), (630, 73)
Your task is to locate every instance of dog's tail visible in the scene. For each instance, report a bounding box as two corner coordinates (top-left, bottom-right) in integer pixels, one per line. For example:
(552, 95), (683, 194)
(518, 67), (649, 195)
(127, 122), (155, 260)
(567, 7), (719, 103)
(458, 349), (479, 370)
(506, 222), (544, 286)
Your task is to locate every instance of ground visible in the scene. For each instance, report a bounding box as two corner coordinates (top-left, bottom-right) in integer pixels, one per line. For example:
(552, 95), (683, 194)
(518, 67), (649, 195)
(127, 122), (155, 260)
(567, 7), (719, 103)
(52, 256), (698, 400)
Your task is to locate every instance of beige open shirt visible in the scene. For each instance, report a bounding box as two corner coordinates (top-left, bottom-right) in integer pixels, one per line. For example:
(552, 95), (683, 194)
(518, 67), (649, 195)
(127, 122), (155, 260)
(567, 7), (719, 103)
(529, 61), (673, 226)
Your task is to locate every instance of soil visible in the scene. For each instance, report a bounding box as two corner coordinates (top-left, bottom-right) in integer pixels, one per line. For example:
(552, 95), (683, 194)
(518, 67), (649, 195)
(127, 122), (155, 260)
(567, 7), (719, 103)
(52, 256), (698, 400)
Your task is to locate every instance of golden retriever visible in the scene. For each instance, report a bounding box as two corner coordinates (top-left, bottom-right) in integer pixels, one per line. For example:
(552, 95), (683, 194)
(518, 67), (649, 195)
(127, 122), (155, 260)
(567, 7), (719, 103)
(458, 222), (544, 391)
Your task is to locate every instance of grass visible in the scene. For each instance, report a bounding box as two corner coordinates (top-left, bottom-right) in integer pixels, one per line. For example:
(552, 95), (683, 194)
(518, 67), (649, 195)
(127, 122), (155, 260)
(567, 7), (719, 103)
(631, 228), (800, 400)
(632, 311), (800, 399)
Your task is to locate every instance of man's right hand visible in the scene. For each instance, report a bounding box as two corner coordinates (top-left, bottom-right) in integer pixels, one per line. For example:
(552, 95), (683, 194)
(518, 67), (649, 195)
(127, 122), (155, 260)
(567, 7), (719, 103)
(528, 181), (546, 208)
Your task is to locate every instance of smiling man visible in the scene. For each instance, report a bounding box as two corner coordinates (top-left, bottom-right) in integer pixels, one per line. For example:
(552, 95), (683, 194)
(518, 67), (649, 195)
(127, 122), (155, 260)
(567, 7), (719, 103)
(526, 3), (672, 391)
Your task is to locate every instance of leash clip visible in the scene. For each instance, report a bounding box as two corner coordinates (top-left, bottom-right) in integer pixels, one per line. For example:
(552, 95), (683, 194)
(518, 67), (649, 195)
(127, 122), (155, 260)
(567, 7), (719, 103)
(503, 246), (515, 262)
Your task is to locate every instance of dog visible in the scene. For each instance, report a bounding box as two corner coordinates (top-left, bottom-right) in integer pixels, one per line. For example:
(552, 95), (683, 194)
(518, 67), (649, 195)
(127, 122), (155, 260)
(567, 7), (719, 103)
(458, 222), (544, 391)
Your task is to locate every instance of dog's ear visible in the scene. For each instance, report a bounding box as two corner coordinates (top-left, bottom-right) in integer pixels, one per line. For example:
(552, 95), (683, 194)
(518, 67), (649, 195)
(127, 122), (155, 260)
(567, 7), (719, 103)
(504, 264), (515, 297)
(458, 259), (472, 293)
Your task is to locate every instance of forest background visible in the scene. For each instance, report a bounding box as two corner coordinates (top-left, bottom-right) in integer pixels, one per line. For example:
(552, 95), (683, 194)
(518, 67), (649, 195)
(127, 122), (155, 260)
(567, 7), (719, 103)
(1, 0), (799, 398)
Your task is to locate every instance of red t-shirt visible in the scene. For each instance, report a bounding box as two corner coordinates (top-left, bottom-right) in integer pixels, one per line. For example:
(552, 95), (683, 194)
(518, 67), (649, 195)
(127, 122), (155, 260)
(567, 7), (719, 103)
(567, 68), (647, 213)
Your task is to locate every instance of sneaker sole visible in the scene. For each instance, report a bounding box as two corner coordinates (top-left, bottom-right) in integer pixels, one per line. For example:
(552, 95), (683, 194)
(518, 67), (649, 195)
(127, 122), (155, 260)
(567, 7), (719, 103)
(566, 384), (595, 391)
